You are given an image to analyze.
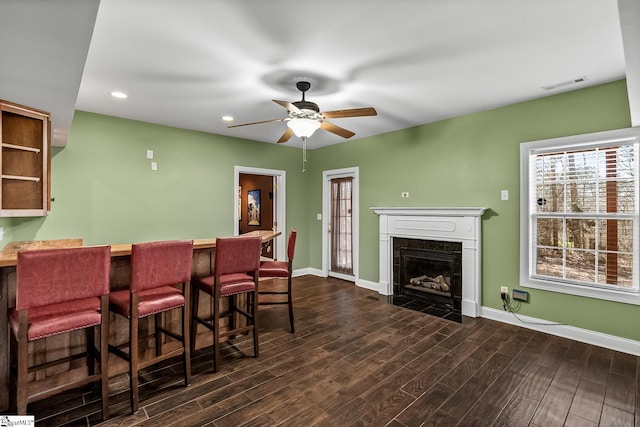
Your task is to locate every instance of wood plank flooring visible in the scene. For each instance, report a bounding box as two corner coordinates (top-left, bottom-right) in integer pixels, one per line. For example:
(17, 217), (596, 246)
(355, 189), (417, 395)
(5, 275), (639, 426)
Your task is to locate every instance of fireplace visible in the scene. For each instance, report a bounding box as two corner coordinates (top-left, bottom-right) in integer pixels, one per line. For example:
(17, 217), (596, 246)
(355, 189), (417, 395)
(395, 238), (462, 313)
(371, 207), (487, 318)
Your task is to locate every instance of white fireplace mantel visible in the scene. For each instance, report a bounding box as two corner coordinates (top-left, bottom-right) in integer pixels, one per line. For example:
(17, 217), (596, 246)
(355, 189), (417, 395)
(371, 207), (488, 317)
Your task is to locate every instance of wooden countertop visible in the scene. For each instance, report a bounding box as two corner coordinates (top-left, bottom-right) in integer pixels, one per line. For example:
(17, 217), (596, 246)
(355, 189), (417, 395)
(0, 230), (280, 267)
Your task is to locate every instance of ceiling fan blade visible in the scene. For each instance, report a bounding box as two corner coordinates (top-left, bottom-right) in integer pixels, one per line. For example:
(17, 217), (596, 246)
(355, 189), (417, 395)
(277, 128), (294, 143)
(321, 107), (377, 119)
(227, 118), (286, 128)
(273, 99), (302, 114)
(320, 121), (355, 139)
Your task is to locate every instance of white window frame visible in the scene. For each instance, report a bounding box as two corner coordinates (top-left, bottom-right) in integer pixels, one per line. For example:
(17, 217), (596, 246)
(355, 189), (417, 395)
(520, 127), (640, 305)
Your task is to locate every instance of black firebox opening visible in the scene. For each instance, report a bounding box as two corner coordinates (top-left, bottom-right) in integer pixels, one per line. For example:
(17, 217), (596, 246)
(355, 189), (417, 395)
(393, 238), (462, 314)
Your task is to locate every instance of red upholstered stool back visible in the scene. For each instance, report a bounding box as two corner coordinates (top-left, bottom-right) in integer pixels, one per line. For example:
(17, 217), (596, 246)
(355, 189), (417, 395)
(16, 245), (110, 312)
(131, 239), (193, 292)
(214, 235), (262, 276)
(287, 229), (297, 263)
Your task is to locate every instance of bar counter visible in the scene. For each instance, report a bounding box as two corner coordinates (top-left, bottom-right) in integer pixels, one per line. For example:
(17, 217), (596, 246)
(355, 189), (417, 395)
(0, 229), (278, 267)
(0, 230), (280, 411)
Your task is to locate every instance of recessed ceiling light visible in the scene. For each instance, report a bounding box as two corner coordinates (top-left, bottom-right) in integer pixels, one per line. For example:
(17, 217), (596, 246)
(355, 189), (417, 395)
(221, 115), (234, 122)
(111, 91), (128, 99)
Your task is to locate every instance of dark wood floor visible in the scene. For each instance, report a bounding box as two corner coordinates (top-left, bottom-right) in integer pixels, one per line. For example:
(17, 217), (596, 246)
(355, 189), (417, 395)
(9, 275), (640, 426)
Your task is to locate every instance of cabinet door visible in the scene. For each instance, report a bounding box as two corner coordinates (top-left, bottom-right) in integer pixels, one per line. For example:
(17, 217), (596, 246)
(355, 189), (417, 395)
(0, 101), (50, 216)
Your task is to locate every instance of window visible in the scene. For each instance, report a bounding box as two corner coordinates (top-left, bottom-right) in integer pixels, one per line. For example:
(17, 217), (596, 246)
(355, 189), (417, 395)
(520, 128), (640, 304)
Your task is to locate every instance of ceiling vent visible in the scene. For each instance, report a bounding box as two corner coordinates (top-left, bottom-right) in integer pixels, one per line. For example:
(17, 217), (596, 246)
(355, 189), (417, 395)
(542, 76), (587, 91)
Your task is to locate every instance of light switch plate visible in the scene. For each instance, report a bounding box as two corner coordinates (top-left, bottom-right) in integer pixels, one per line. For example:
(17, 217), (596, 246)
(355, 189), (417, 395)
(147, 150), (154, 159)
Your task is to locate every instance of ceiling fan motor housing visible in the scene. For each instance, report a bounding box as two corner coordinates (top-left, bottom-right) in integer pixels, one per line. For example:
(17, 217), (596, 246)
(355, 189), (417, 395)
(292, 101), (320, 113)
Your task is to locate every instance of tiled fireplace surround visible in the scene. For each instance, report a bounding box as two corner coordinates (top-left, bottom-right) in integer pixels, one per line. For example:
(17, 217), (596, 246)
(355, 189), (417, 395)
(372, 207), (487, 318)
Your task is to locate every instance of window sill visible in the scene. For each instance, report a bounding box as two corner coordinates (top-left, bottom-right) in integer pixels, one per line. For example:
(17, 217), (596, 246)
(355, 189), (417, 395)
(521, 275), (640, 305)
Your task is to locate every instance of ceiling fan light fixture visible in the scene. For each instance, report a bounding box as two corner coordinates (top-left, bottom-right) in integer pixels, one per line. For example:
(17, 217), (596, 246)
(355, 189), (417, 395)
(287, 118), (320, 138)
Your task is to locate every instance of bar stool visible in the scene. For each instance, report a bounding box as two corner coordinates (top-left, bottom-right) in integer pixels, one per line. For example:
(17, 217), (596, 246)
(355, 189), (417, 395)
(191, 235), (261, 372)
(258, 229), (297, 332)
(9, 246), (111, 419)
(108, 240), (193, 414)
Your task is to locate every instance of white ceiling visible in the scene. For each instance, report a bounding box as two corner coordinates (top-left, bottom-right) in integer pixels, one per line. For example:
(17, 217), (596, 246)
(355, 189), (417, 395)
(1, 1), (638, 149)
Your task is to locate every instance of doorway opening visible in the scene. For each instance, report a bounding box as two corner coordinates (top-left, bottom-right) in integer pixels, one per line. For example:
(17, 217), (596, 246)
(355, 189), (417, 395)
(234, 166), (286, 261)
(322, 167), (359, 282)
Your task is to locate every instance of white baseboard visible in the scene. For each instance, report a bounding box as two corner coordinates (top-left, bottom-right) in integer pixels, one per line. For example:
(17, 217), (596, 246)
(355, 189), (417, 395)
(293, 267), (324, 278)
(356, 278), (380, 292)
(301, 269), (379, 293)
(481, 306), (640, 356)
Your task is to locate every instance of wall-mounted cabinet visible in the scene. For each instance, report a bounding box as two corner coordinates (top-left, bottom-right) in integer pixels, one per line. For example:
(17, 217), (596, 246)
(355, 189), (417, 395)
(0, 100), (50, 216)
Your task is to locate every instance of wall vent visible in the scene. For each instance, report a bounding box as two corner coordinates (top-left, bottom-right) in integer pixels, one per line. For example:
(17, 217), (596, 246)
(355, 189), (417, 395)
(542, 76), (587, 91)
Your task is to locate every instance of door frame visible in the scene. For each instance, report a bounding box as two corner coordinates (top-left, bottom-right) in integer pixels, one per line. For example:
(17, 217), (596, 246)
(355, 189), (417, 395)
(234, 166), (286, 261)
(322, 166), (359, 282)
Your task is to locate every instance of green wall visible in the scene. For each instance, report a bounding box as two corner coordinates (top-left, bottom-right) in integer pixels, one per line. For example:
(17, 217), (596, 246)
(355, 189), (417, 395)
(309, 79), (640, 340)
(4, 80), (639, 341)
(6, 111), (311, 268)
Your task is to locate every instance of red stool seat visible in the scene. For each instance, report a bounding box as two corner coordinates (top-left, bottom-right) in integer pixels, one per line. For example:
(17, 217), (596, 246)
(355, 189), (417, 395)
(109, 286), (184, 318)
(258, 260), (290, 277)
(194, 273), (256, 296)
(9, 297), (102, 340)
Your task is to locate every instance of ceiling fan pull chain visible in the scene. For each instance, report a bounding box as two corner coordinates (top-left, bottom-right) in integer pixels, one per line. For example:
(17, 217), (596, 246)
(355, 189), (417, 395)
(302, 136), (308, 172)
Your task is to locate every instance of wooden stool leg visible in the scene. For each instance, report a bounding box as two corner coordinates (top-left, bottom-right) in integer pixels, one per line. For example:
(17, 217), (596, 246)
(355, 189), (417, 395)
(252, 289), (259, 358)
(100, 295), (110, 420)
(86, 327), (96, 376)
(190, 287), (199, 353)
(213, 297), (220, 373)
(16, 312), (29, 415)
(287, 276), (295, 333)
(182, 283), (191, 386)
(229, 295), (236, 338)
(130, 296), (140, 414)
(154, 313), (162, 356)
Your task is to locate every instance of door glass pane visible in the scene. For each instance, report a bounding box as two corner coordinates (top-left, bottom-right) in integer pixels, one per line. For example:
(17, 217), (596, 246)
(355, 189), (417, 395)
(331, 177), (353, 274)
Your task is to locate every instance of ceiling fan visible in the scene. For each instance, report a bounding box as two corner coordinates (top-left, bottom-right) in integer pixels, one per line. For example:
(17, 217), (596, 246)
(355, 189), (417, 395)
(228, 81), (377, 143)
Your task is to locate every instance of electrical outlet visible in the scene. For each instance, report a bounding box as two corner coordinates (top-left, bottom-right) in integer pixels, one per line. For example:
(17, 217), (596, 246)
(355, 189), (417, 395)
(500, 285), (508, 303)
